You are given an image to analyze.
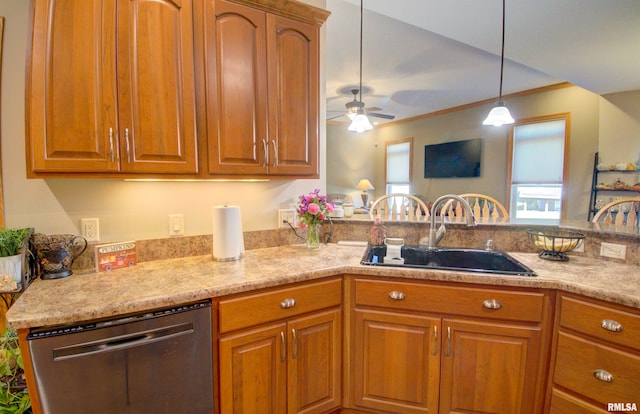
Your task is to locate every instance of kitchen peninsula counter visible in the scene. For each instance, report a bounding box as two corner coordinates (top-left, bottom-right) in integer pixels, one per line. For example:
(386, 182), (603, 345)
(6, 243), (640, 330)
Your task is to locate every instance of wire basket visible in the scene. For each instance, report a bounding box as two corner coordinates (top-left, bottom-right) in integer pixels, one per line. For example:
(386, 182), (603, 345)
(526, 229), (585, 261)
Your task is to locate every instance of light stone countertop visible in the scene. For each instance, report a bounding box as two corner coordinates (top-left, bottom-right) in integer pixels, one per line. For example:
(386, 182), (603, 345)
(6, 243), (640, 330)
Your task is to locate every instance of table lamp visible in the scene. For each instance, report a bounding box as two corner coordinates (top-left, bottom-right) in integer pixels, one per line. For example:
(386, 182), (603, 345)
(356, 179), (375, 208)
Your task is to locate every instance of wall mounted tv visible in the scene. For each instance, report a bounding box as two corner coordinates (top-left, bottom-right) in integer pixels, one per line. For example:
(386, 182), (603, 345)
(424, 138), (482, 178)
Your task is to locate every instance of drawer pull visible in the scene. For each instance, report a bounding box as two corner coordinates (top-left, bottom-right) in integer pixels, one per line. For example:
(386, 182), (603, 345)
(601, 319), (623, 332)
(482, 299), (502, 310)
(593, 369), (614, 383)
(280, 298), (296, 309)
(280, 331), (286, 362)
(388, 291), (406, 301)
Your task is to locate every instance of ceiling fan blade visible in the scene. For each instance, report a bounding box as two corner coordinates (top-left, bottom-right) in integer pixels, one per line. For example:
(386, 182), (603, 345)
(368, 112), (396, 120)
(327, 113), (346, 120)
(364, 107), (382, 112)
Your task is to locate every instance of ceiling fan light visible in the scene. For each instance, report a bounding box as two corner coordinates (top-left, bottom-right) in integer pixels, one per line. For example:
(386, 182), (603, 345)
(482, 103), (514, 126)
(348, 112), (373, 133)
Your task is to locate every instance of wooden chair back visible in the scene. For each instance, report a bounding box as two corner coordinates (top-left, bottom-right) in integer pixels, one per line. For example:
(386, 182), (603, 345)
(369, 193), (430, 221)
(592, 197), (640, 227)
(442, 193), (509, 221)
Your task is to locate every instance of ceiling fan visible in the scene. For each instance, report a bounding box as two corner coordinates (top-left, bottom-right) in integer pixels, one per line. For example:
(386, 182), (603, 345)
(328, 89), (395, 121)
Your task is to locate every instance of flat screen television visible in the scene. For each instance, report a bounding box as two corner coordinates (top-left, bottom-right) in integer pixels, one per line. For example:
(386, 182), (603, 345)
(424, 138), (482, 178)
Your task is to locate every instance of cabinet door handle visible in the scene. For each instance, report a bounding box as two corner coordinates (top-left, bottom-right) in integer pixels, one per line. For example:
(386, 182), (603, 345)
(388, 291), (406, 300)
(280, 298), (296, 309)
(446, 326), (451, 357)
(291, 328), (297, 359)
(601, 319), (623, 332)
(262, 139), (268, 167)
(271, 140), (278, 167)
(593, 369), (614, 383)
(433, 325), (438, 356)
(280, 331), (286, 363)
(125, 128), (131, 163)
(482, 299), (502, 310)
(109, 128), (115, 163)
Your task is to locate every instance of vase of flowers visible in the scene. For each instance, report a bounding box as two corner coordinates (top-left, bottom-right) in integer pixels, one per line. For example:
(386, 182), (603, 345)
(296, 189), (334, 249)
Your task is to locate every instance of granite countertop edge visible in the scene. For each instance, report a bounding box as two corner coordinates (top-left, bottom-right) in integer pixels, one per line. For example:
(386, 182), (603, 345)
(6, 243), (639, 330)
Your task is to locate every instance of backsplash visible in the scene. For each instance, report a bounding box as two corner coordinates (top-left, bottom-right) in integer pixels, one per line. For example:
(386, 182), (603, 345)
(71, 221), (639, 272)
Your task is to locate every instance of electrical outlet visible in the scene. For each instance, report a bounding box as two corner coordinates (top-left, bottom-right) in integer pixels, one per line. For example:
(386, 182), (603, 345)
(278, 209), (296, 228)
(600, 242), (626, 260)
(169, 214), (185, 236)
(81, 218), (100, 242)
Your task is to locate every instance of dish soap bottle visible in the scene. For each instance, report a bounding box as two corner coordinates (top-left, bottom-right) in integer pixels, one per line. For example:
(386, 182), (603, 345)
(369, 215), (386, 246)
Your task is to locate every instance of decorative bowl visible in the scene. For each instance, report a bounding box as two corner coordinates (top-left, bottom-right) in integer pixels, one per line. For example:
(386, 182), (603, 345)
(526, 229), (585, 261)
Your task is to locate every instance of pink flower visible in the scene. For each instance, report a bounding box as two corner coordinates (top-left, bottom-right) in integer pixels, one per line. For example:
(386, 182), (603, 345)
(326, 203), (334, 213)
(307, 203), (321, 215)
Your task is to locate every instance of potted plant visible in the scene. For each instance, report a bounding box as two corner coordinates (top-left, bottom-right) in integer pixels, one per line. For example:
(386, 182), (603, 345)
(0, 329), (31, 413)
(0, 228), (32, 293)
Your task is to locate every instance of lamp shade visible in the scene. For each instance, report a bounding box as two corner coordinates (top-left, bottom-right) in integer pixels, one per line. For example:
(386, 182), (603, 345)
(356, 179), (375, 191)
(482, 103), (514, 126)
(348, 111), (373, 133)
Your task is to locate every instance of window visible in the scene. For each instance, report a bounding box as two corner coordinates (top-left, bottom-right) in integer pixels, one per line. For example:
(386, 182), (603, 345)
(385, 138), (413, 195)
(507, 115), (570, 223)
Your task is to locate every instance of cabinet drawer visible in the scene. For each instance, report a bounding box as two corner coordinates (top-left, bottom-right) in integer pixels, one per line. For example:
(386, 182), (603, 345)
(219, 279), (341, 333)
(553, 332), (640, 405)
(354, 279), (545, 322)
(560, 294), (640, 352)
(549, 388), (608, 414)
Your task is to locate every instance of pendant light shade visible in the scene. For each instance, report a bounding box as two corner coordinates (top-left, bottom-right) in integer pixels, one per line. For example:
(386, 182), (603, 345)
(483, 101), (514, 126)
(483, 0), (514, 127)
(348, 109), (373, 133)
(348, 0), (373, 133)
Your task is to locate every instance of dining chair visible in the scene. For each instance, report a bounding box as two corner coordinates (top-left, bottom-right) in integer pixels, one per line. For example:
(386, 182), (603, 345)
(591, 197), (640, 227)
(369, 193), (430, 221)
(442, 193), (509, 221)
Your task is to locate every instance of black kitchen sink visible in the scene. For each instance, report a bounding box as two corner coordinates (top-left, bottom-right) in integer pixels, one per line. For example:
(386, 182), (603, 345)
(361, 245), (536, 276)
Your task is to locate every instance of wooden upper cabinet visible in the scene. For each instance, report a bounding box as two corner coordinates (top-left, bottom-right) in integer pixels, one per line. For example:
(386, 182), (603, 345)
(206, 0), (321, 177)
(27, 0), (197, 176)
(207, 0), (268, 175)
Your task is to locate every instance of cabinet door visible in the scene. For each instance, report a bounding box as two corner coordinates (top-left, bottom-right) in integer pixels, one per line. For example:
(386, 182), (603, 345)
(219, 322), (287, 414)
(207, 0), (268, 175)
(28, 0), (119, 173)
(288, 309), (341, 414)
(266, 15), (319, 177)
(353, 309), (440, 413)
(439, 319), (543, 414)
(116, 0), (197, 173)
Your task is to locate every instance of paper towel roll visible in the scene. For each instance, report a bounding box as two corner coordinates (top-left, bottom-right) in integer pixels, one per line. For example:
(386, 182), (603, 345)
(212, 205), (245, 261)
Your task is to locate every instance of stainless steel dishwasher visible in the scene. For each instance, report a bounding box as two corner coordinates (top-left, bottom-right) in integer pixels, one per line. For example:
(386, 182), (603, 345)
(27, 301), (213, 414)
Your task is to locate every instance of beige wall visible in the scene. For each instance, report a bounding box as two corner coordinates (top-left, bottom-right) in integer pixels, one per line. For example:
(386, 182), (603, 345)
(0, 0), (327, 241)
(329, 85), (640, 221)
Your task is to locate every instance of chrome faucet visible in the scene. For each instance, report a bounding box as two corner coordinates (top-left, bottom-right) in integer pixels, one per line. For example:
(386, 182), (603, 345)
(427, 194), (476, 248)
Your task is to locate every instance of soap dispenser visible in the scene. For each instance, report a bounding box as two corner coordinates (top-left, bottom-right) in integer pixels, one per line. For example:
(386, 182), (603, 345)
(369, 215), (386, 246)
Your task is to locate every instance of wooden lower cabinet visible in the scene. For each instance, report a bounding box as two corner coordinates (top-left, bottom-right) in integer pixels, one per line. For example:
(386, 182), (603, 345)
(439, 319), (543, 414)
(219, 308), (341, 414)
(349, 278), (551, 414)
(547, 293), (640, 413)
(353, 309), (440, 413)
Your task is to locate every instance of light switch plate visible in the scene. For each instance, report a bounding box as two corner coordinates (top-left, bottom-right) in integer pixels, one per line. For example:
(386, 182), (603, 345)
(169, 214), (184, 236)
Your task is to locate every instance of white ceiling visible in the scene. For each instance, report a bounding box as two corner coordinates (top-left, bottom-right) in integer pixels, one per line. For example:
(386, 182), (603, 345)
(325, 0), (640, 125)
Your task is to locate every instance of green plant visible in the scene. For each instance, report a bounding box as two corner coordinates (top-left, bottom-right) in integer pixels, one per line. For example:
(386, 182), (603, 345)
(0, 329), (31, 414)
(0, 229), (31, 258)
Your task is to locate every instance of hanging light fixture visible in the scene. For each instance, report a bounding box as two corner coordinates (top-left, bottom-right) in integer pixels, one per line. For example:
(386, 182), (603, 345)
(483, 0), (514, 127)
(348, 0), (373, 133)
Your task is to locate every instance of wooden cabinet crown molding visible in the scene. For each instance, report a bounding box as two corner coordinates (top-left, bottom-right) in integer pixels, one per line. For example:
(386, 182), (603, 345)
(226, 0), (331, 25)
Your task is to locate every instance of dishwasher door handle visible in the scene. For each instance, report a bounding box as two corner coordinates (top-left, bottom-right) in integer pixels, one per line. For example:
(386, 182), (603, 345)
(52, 323), (194, 361)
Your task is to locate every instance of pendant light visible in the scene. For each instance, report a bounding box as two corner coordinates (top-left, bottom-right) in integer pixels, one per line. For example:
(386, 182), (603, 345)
(348, 0), (373, 133)
(483, 0), (514, 127)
